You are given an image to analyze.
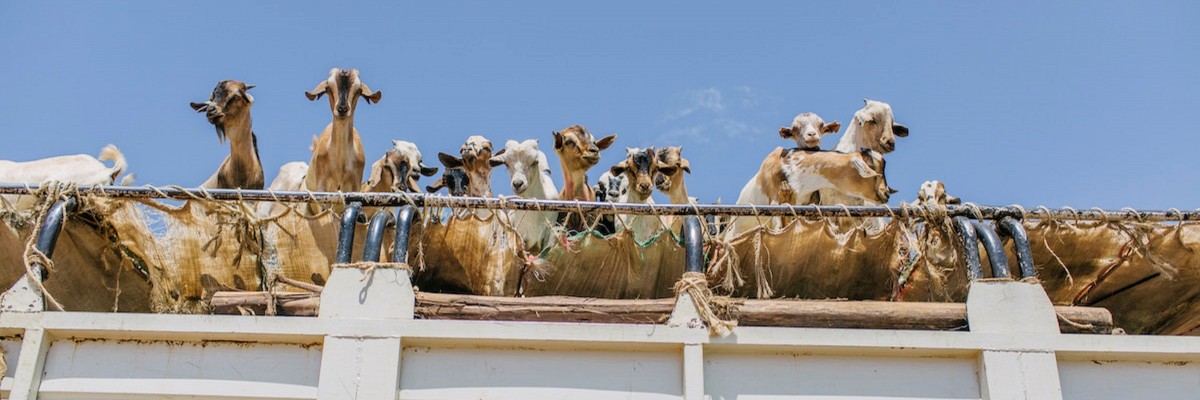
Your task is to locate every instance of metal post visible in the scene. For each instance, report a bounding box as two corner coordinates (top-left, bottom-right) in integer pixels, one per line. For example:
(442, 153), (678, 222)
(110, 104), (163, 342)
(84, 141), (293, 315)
(970, 220), (1011, 279)
(953, 216), (983, 280)
(682, 216), (704, 273)
(334, 202), (363, 264)
(362, 210), (395, 262)
(997, 217), (1037, 279)
(33, 197), (78, 281)
(392, 205), (417, 264)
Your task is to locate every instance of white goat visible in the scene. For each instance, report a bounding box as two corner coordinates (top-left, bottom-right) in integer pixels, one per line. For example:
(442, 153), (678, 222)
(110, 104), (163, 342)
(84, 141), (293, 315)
(780, 113), (841, 150)
(257, 162), (310, 217)
(0, 145), (132, 210)
(913, 180), (960, 206)
(817, 99), (909, 229)
(490, 139), (559, 253)
(593, 171), (629, 203)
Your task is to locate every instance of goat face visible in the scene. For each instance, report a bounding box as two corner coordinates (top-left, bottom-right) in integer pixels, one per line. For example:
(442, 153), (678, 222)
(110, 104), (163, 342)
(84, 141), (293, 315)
(552, 125), (617, 171)
(365, 149), (414, 192)
(653, 146), (691, 191)
(916, 180), (961, 206)
(610, 147), (658, 197)
(595, 171), (628, 202)
(390, 140), (438, 191)
(190, 80), (254, 143)
(427, 155), (471, 197)
(460, 135), (494, 164)
(853, 99), (909, 154)
(858, 150), (898, 203)
(779, 113), (840, 149)
(490, 139), (549, 195)
(305, 68), (381, 119)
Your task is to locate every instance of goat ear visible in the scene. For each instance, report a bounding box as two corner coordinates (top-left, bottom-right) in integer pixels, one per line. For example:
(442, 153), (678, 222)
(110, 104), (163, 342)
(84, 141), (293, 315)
(364, 158), (386, 187)
(595, 134), (617, 151)
(657, 166), (678, 176)
(681, 158), (692, 173)
(945, 194), (961, 204)
(190, 102), (210, 112)
(488, 155), (505, 168)
(888, 187), (900, 195)
(892, 123), (909, 137)
(850, 157), (880, 178)
(492, 148), (506, 158)
(823, 121), (842, 134)
(552, 131), (565, 150)
(425, 177), (446, 193)
(609, 161), (628, 177)
(418, 163), (439, 177)
(779, 126), (794, 139)
(305, 81), (329, 101)
(854, 109), (874, 125)
(437, 152), (464, 168)
(360, 83), (382, 104)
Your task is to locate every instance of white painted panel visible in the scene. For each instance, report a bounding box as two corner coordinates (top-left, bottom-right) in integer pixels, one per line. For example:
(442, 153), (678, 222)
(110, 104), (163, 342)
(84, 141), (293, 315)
(705, 352), (981, 400)
(37, 339), (321, 400)
(1059, 359), (1200, 399)
(399, 345), (682, 400)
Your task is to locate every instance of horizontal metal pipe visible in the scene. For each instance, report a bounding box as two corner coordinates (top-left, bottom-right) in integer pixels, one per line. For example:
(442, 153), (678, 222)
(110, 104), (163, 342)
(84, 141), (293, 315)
(0, 184), (1196, 221)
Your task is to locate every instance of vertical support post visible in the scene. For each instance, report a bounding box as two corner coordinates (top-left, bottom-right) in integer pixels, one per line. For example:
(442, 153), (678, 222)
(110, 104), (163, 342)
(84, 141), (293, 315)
(682, 343), (705, 400)
(8, 328), (51, 400)
(967, 280), (1063, 399)
(317, 336), (403, 400)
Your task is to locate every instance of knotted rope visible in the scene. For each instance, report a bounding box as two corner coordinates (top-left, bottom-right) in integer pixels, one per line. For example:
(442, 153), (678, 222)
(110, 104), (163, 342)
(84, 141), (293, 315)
(331, 261), (413, 282)
(17, 182), (80, 311)
(673, 271), (737, 337)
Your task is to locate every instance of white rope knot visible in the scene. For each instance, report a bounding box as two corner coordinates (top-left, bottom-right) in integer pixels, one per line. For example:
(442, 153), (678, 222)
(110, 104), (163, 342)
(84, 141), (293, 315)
(673, 271), (737, 337)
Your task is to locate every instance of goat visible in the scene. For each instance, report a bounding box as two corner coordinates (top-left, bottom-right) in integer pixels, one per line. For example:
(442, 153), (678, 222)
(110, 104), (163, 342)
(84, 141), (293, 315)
(362, 140), (438, 193)
(590, 171), (627, 236)
(445, 135), (498, 198)
(256, 162), (309, 217)
(609, 147), (666, 241)
(816, 100), (910, 229)
(303, 68), (382, 193)
(552, 125), (617, 232)
(727, 147), (895, 239)
(0, 145), (131, 210)
(433, 151), (492, 198)
(190, 80), (263, 189)
(913, 180), (960, 206)
(653, 146), (693, 232)
(779, 113), (841, 150)
(490, 139), (560, 253)
(426, 167), (471, 197)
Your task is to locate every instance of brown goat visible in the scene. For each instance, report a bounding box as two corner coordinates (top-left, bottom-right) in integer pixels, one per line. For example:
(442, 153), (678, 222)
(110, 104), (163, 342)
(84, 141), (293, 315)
(303, 68), (382, 193)
(552, 125), (617, 232)
(189, 80), (264, 189)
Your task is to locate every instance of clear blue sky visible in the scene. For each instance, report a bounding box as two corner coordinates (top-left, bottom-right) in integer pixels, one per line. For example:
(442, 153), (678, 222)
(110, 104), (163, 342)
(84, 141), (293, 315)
(2, 1), (1196, 209)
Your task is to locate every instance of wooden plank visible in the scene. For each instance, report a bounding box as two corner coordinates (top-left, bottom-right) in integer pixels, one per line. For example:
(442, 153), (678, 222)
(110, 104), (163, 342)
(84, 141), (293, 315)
(208, 291), (1113, 333)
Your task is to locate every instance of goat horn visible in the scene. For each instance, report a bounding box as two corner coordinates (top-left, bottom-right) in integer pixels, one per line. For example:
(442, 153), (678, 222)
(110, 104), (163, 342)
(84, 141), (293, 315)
(244, 85), (255, 90)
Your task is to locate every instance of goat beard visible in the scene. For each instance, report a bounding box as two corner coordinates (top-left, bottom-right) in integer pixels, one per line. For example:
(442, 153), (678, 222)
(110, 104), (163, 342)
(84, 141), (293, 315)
(213, 124), (227, 144)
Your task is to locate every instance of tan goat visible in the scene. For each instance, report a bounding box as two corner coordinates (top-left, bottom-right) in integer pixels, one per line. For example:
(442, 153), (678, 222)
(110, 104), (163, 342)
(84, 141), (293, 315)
(439, 135), (498, 197)
(189, 80), (263, 189)
(653, 146), (693, 232)
(913, 180), (961, 206)
(610, 147), (664, 241)
(779, 113), (841, 150)
(552, 125), (617, 232)
(362, 140), (438, 193)
(303, 68), (382, 193)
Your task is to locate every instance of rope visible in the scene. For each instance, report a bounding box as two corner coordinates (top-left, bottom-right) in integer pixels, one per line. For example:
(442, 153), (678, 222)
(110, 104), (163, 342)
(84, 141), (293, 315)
(673, 271), (737, 337)
(17, 182), (78, 311)
(331, 261), (413, 282)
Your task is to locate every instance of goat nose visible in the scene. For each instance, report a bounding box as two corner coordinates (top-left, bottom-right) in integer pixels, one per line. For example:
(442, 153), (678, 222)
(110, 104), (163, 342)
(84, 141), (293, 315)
(336, 105), (349, 113)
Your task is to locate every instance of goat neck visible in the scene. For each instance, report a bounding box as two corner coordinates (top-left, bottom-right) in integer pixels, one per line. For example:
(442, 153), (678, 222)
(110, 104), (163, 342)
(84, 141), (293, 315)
(662, 171), (689, 205)
(834, 119), (872, 153)
(559, 160), (592, 201)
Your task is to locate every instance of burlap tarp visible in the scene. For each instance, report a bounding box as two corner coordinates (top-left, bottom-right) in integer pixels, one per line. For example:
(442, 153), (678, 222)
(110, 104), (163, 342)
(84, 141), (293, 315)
(709, 216), (912, 300)
(410, 210), (523, 296)
(0, 194), (150, 312)
(523, 228), (685, 299)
